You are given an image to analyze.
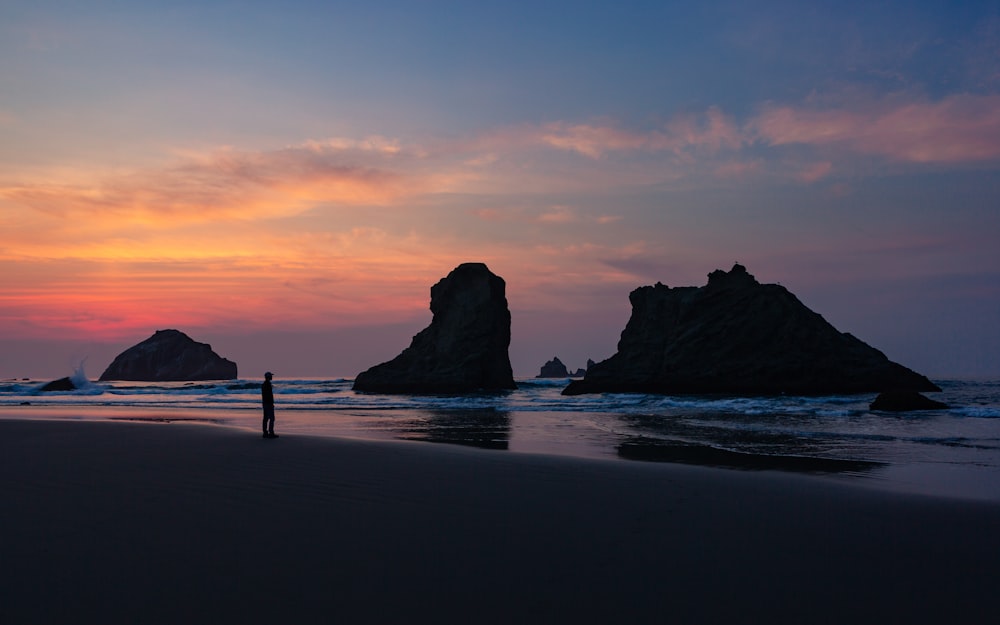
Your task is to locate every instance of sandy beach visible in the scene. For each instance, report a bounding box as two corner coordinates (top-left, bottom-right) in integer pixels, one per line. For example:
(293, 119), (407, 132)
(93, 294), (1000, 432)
(3, 418), (998, 624)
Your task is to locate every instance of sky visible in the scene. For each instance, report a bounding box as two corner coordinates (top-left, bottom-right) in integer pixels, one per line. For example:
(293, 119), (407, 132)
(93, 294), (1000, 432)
(2, 0), (999, 380)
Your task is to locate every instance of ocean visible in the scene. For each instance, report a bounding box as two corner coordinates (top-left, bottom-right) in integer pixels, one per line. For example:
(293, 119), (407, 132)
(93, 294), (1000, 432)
(3, 373), (999, 501)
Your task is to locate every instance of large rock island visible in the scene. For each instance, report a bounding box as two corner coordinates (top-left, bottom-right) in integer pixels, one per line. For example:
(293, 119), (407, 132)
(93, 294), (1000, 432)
(563, 264), (939, 396)
(353, 263), (516, 394)
(99, 329), (238, 381)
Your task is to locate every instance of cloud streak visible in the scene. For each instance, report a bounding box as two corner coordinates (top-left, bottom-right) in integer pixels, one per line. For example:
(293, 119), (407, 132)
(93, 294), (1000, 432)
(5, 92), (997, 241)
(1, 139), (424, 227)
(752, 94), (1000, 163)
(467, 107), (744, 159)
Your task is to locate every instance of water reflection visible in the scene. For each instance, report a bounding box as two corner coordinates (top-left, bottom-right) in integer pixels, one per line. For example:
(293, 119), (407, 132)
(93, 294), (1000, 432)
(617, 438), (883, 474)
(380, 409), (512, 450)
(620, 412), (853, 454)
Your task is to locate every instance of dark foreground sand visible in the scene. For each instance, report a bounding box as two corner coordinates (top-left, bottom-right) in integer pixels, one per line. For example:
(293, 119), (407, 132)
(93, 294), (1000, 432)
(3, 419), (998, 625)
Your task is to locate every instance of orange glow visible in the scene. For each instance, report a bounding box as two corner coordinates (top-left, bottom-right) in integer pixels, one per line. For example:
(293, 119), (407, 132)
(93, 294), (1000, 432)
(4, 100), (999, 347)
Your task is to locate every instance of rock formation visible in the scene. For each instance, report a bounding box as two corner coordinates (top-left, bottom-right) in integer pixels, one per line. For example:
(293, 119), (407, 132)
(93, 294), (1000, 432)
(99, 329), (237, 381)
(353, 263), (516, 393)
(571, 359), (596, 378)
(39, 377), (77, 392)
(870, 390), (948, 412)
(537, 357), (570, 378)
(563, 264), (940, 396)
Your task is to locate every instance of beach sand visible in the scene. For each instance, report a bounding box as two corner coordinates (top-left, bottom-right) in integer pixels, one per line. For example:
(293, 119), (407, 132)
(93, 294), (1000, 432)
(2, 418), (998, 624)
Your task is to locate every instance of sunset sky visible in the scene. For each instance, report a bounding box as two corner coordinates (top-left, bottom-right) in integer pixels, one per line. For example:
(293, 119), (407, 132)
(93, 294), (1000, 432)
(2, 0), (999, 380)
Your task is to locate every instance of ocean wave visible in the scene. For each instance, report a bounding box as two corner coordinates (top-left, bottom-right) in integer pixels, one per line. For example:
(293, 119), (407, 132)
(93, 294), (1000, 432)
(952, 406), (1000, 419)
(2, 377), (997, 423)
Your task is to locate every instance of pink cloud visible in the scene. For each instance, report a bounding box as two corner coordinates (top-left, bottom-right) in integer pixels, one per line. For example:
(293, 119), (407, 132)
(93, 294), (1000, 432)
(1, 140), (422, 224)
(540, 108), (743, 158)
(795, 161), (834, 183)
(538, 123), (647, 157)
(658, 107), (744, 153)
(466, 108), (744, 159)
(595, 215), (622, 225)
(713, 159), (764, 179)
(751, 94), (1000, 163)
(536, 205), (577, 223)
(471, 205), (609, 225)
(471, 207), (509, 222)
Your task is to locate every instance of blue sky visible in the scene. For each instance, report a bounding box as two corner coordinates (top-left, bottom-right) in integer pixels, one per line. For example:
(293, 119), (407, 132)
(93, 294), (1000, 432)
(2, 0), (998, 379)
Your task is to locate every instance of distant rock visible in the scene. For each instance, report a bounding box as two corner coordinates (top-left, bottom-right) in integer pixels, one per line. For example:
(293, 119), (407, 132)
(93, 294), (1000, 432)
(537, 357), (570, 378)
(39, 377), (76, 392)
(353, 263), (516, 394)
(870, 390), (948, 412)
(99, 329), (237, 381)
(571, 359), (596, 378)
(563, 264), (940, 396)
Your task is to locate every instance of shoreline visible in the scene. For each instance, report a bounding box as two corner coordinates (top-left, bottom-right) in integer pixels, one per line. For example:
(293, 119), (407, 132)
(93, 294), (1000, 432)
(4, 417), (1000, 624)
(5, 403), (1000, 503)
(0, 404), (1000, 503)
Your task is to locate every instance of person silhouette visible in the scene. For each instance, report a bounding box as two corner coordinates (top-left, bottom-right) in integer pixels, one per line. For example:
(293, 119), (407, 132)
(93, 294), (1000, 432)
(262, 371), (277, 439)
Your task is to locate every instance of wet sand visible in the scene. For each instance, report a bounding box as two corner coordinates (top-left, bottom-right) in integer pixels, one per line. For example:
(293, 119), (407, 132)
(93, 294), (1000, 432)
(2, 418), (998, 624)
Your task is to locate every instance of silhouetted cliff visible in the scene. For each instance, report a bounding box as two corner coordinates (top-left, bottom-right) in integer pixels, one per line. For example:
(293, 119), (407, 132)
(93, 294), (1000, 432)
(564, 265), (939, 396)
(99, 330), (237, 381)
(353, 263), (516, 393)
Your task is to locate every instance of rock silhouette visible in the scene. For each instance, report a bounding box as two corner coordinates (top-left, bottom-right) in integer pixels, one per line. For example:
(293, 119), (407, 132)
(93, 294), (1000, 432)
(563, 264), (940, 396)
(870, 390), (948, 411)
(99, 329), (237, 381)
(537, 357), (570, 378)
(39, 377), (77, 392)
(353, 263), (516, 394)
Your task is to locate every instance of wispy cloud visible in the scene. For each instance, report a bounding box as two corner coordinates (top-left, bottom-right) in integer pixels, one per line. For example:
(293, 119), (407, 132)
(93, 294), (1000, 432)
(751, 94), (1000, 163)
(1, 139), (426, 226)
(455, 107), (743, 162)
(470, 204), (620, 226)
(795, 161), (834, 183)
(478, 107), (744, 159)
(7, 93), (995, 242)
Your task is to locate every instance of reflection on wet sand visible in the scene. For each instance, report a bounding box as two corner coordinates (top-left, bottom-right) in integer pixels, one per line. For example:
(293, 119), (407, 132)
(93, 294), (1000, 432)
(615, 411), (887, 473)
(382, 409), (512, 450)
(367, 408), (882, 472)
(109, 416), (228, 425)
(617, 439), (883, 474)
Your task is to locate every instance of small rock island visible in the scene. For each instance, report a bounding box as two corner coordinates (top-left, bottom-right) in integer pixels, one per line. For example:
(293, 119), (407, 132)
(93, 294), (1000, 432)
(39, 377), (78, 392)
(537, 357), (570, 378)
(870, 390), (948, 412)
(99, 329), (237, 381)
(563, 264), (940, 396)
(353, 263), (517, 394)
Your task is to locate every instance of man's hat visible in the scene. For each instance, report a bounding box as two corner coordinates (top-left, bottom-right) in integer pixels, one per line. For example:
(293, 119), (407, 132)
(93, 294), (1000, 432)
(265, 371), (273, 378)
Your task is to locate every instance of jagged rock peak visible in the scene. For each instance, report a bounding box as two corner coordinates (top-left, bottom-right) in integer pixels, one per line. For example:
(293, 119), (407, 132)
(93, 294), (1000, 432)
(99, 329), (237, 382)
(706, 263), (758, 289)
(563, 265), (939, 396)
(537, 357), (570, 378)
(353, 263), (516, 394)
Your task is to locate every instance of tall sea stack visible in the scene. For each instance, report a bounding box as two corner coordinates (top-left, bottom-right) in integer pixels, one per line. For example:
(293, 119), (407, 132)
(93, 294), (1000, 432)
(563, 264), (940, 396)
(353, 263), (516, 394)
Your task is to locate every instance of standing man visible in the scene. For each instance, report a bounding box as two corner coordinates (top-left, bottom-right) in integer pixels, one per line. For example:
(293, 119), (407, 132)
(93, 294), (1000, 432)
(262, 371), (277, 439)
